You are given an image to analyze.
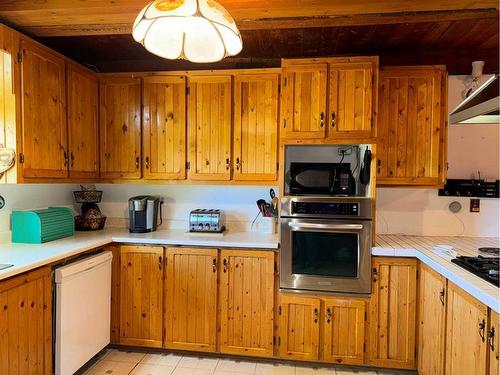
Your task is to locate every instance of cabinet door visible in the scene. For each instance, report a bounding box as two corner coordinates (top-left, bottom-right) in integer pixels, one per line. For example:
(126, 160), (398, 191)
(67, 63), (99, 179)
(445, 281), (488, 375)
(377, 67), (446, 186)
(99, 77), (142, 179)
(219, 249), (274, 357)
(368, 257), (417, 369)
(329, 62), (375, 139)
(119, 246), (164, 347)
(417, 263), (447, 375)
(0, 49), (16, 184)
(281, 64), (327, 139)
(233, 74), (279, 181)
(165, 248), (218, 352)
(0, 267), (52, 375)
(143, 76), (187, 180)
(323, 298), (366, 365)
(20, 39), (67, 179)
(188, 76), (232, 180)
(489, 310), (499, 375)
(278, 294), (320, 361)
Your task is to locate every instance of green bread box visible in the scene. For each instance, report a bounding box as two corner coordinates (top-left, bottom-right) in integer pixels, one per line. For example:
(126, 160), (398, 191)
(12, 207), (75, 244)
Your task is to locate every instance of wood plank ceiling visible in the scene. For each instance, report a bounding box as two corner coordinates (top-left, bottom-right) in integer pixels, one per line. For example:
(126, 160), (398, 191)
(0, 0), (498, 74)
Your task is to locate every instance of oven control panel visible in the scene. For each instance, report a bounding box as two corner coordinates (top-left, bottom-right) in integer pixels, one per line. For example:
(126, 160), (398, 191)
(291, 202), (359, 216)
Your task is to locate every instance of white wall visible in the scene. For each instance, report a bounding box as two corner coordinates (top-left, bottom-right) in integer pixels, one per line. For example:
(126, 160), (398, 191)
(376, 75), (500, 237)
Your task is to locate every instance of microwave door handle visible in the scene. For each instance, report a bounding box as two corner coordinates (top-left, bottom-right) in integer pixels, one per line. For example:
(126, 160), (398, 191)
(289, 223), (364, 231)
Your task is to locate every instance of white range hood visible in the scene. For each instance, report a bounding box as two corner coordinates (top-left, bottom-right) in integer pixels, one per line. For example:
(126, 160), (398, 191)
(449, 74), (499, 124)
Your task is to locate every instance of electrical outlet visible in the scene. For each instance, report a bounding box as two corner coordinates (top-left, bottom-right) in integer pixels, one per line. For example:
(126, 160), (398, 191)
(0, 195), (4, 210)
(337, 147), (353, 156)
(470, 198), (480, 213)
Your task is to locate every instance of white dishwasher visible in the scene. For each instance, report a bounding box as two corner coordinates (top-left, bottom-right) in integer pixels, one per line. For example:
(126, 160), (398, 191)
(55, 251), (113, 375)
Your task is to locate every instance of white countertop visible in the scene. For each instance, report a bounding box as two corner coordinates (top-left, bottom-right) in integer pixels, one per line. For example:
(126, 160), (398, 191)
(0, 228), (279, 281)
(374, 234), (500, 313)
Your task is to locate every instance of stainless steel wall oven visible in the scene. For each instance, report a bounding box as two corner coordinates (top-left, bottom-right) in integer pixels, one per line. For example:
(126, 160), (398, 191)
(280, 196), (372, 294)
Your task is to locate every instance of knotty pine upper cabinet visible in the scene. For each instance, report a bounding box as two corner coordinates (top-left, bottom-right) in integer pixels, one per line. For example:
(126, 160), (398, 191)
(66, 63), (99, 179)
(0, 267), (52, 375)
(417, 263), (447, 375)
(281, 64), (327, 139)
(329, 60), (377, 139)
(368, 257), (417, 370)
(323, 298), (366, 365)
(119, 245), (164, 348)
(165, 248), (218, 352)
(445, 282), (488, 375)
(188, 76), (232, 181)
(377, 66), (447, 187)
(143, 76), (187, 180)
(99, 77), (142, 179)
(219, 249), (275, 357)
(233, 73), (279, 181)
(489, 310), (499, 375)
(278, 294), (320, 361)
(20, 39), (68, 179)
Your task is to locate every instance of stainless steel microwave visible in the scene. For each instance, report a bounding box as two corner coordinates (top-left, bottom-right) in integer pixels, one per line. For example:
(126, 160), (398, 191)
(279, 196), (372, 294)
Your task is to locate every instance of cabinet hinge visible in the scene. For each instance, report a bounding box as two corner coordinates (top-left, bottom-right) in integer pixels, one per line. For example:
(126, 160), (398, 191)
(19, 153), (24, 164)
(278, 337), (281, 346)
(17, 51), (22, 63)
(364, 342), (366, 353)
(276, 162), (279, 172)
(273, 336), (276, 346)
(416, 270), (419, 280)
(186, 161), (191, 170)
(415, 347), (417, 359)
(278, 306), (282, 316)
(163, 328), (166, 340)
(371, 117), (374, 128)
(284, 77), (287, 87)
(364, 311), (367, 321)
(278, 83), (281, 94)
(186, 86), (190, 96)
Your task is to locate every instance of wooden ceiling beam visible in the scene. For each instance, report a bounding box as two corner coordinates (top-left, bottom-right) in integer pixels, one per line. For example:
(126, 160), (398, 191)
(0, 0), (498, 36)
(15, 8), (499, 36)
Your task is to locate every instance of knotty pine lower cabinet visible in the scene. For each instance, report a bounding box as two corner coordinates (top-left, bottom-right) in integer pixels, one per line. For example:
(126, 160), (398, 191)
(0, 267), (52, 375)
(417, 262), (447, 375)
(367, 257), (417, 369)
(445, 281), (488, 375)
(277, 294), (366, 364)
(165, 248), (218, 352)
(489, 310), (500, 375)
(218, 249), (275, 357)
(119, 245), (164, 348)
(278, 294), (321, 361)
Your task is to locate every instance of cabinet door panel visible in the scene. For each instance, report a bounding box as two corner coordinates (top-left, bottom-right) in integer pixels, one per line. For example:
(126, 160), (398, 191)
(445, 282), (488, 375)
(119, 246), (163, 347)
(21, 39), (67, 179)
(0, 267), (52, 375)
(278, 294), (320, 361)
(0, 49), (16, 183)
(165, 248), (217, 352)
(329, 62), (375, 139)
(377, 67), (445, 186)
(143, 76), (186, 180)
(489, 311), (500, 375)
(234, 74), (279, 181)
(188, 76), (231, 180)
(281, 64), (327, 139)
(323, 298), (366, 365)
(368, 257), (417, 369)
(219, 250), (274, 357)
(417, 263), (447, 375)
(67, 63), (99, 179)
(99, 77), (142, 179)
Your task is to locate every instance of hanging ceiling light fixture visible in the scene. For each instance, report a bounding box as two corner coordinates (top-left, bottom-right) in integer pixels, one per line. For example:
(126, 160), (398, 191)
(133, 0), (243, 63)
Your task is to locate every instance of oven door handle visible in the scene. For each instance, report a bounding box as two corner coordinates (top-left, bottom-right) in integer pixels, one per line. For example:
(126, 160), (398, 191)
(288, 223), (364, 231)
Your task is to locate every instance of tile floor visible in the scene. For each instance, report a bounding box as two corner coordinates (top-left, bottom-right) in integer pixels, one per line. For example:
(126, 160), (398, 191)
(80, 348), (414, 375)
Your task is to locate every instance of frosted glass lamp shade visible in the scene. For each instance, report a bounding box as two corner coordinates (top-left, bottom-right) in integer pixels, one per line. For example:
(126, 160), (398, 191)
(133, 0), (243, 63)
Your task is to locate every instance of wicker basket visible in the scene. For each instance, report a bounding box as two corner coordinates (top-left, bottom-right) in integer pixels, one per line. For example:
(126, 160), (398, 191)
(73, 190), (103, 203)
(74, 215), (106, 231)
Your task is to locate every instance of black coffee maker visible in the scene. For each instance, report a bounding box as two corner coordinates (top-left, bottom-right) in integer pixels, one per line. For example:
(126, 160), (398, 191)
(128, 196), (163, 233)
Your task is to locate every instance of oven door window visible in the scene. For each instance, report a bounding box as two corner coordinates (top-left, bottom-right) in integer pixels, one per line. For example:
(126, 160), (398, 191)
(292, 231), (359, 277)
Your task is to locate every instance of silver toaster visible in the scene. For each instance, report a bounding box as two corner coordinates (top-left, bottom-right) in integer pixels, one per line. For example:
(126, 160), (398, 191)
(189, 209), (225, 233)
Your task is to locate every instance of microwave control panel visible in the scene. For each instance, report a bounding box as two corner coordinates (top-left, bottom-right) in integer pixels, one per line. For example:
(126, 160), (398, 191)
(291, 202), (359, 216)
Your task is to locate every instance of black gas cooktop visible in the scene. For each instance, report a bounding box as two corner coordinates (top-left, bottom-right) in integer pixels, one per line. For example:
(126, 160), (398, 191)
(451, 255), (499, 287)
